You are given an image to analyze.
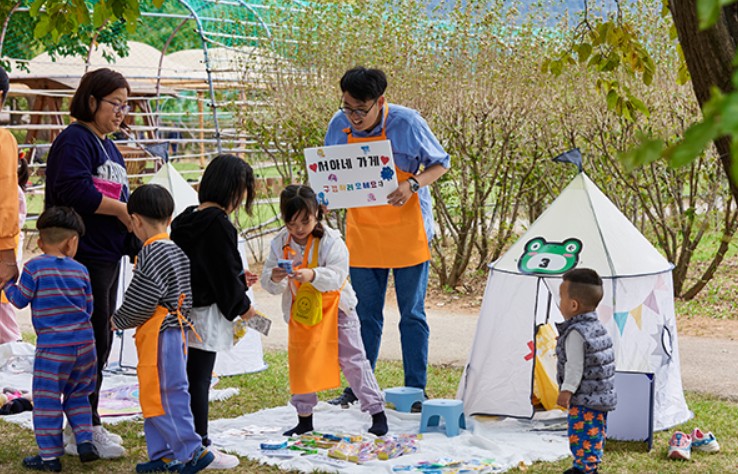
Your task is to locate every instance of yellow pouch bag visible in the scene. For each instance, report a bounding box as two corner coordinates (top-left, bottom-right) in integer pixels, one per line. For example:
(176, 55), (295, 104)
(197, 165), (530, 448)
(291, 237), (323, 326)
(533, 323), (560, 411)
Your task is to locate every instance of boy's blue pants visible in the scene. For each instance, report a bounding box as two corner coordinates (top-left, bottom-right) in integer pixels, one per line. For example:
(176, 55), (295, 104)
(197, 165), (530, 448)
(568, 405), (607, 473)
(143, 328), (201, 463)
(33, 343), (96, 458)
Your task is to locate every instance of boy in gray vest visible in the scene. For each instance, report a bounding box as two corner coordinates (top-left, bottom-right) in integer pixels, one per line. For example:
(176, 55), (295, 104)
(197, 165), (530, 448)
(556, 268), (617, 474)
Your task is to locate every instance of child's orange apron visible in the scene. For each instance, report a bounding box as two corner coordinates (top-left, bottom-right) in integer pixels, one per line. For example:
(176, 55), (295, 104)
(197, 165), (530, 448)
(344, 105), (431, 268)
(133, 233), (199, 418)
(287, 235), (341, 394)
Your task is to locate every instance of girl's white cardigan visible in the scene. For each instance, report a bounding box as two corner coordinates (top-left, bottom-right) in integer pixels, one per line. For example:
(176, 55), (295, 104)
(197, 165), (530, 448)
(260, 226), (358, 323)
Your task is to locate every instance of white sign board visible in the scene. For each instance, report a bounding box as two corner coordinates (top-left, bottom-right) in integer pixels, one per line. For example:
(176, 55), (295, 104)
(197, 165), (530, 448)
(304, 140), (398, 210)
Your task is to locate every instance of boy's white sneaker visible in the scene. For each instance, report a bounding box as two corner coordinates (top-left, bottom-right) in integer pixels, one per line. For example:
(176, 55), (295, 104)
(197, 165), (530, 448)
(64, 424), (123, 447)
(205, 446), (239, 469)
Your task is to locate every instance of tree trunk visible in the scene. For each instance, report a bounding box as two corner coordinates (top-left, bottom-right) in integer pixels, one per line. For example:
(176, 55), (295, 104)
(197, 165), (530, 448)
(669, 1), (738, 200)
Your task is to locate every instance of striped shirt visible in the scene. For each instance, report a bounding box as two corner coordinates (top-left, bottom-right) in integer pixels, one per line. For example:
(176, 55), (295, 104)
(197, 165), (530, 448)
(112, 239), (193, 332)
(3, 254), (94, 348)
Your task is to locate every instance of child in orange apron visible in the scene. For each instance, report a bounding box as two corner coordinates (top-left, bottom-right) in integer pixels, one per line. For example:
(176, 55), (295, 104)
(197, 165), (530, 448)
(261, 185), (388, 437)
(112, 185), (214, 473)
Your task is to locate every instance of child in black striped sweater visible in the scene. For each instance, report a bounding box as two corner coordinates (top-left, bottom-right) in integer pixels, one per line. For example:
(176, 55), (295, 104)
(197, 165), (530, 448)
(112, 184), (213, 474)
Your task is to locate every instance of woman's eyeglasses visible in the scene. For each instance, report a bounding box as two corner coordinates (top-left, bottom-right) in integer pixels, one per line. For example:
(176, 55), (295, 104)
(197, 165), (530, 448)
(101, 98), (131, 115)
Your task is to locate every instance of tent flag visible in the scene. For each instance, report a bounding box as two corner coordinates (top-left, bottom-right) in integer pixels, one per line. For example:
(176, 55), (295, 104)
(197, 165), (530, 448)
(631, 305), (643, 330)
(655, 274), (666, 290)
(643, 291), (660, 314)
(552, 148), (583, 172)
(600, 304), (613, 325)
(614, 311), (629, 335)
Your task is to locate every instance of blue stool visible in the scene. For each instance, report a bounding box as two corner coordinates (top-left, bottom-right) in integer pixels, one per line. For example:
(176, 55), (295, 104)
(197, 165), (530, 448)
(384, 387), (425, 412)
(419, 399), (466, 437)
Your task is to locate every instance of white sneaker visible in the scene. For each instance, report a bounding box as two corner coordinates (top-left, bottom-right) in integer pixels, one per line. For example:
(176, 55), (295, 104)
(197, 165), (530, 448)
(65, 424), (123, 446)
(205, 446), (239, 469)
(91, 425), (127, 459)
(95, 425), (123, 445)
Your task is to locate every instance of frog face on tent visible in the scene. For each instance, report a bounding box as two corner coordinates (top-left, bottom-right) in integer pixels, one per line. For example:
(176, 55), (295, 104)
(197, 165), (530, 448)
(517, 237), (583, 275)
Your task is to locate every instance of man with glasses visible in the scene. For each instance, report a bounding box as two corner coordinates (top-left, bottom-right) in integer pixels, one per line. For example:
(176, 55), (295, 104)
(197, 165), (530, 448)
(325, 66), (450, 411)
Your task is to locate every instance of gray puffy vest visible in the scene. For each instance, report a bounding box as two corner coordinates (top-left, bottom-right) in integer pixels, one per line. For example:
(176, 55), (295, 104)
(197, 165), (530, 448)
(556, 311), (617, 412)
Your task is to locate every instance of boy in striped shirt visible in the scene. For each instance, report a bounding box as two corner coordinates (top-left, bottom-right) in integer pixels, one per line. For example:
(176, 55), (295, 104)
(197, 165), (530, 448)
(4, 206), (99, 471)
(111, 184), (213, 473)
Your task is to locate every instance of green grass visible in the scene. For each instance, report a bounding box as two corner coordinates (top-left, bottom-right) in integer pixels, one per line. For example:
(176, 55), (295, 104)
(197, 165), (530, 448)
(0, 350), (736, 473)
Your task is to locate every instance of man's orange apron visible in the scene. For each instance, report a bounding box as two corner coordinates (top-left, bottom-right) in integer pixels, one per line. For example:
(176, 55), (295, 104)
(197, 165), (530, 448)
(287, 235), (341, 394)
(344, 105), (431, 268)
(134, 233), (199, 418)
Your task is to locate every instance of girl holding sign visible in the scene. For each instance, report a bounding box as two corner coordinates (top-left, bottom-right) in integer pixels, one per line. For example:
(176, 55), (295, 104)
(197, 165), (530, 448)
(260, 184), (388, 437)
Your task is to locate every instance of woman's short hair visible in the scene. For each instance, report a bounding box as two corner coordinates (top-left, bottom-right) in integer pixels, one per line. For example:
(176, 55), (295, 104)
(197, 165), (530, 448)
(69, 68), (130, 122)
(199, 154), (255, 214)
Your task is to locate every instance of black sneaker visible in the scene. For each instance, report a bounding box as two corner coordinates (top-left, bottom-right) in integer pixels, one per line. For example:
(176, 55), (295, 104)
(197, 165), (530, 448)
(22, 455), (62, 472)
(77, 441), (99, 463)
(327, 387), (358, 408)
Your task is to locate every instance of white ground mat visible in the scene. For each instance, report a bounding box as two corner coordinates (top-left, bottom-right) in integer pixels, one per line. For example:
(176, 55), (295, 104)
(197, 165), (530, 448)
(209, 402), (569, 473)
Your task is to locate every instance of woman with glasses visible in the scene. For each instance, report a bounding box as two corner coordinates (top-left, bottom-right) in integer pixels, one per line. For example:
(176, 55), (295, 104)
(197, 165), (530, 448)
(44, 68), (135, 460)
(325, 67), (450, 411)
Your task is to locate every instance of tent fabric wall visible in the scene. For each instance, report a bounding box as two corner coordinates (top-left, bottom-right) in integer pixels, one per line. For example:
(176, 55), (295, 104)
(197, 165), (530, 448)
(458, 172), (691, 431)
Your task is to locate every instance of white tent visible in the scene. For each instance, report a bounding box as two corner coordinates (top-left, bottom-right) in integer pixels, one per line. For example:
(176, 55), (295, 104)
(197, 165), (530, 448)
(108, 163), (267, 376)
(457, 172), (691, 431)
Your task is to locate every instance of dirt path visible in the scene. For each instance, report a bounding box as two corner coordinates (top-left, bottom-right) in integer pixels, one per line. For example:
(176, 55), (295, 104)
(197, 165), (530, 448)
(12, 273), (738, 401)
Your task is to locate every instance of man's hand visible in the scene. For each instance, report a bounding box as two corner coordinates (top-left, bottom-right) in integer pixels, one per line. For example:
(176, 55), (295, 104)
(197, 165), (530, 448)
(387, 180), (412, 207)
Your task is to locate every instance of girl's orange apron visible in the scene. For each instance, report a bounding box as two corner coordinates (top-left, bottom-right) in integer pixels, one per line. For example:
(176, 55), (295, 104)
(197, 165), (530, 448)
(287, 235), (341, 395)
(134, 233), (198, 418)
(344, 105), (430, 268)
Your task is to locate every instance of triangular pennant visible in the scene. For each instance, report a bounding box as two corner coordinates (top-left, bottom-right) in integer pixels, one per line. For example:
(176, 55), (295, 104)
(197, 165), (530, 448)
(655, 274), (665, 290)
(598, 305), (613, 325)
(614, 312), (629, 335)
(643, 291), (659, 314)
(630, 305), (643, 330)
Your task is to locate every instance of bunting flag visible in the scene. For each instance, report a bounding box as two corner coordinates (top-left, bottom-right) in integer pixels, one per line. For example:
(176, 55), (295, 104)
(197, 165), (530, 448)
(655, 274), (665, 290)
(630, 304), (643, 330)
(643, 291), (659, 314)
(599, 305), (613, 325)
(614, 312), (629, 335)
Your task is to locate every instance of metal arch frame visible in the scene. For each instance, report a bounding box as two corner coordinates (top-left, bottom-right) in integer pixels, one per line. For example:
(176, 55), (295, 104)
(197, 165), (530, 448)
(1, 0), (307, 154)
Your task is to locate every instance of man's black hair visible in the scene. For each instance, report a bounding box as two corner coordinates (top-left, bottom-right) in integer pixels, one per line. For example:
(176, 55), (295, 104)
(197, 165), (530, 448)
(127, 184), (174, 223)
(340, 66), (388, 102)
(198, 154), (255, 214)
(37, 207), (85, 244)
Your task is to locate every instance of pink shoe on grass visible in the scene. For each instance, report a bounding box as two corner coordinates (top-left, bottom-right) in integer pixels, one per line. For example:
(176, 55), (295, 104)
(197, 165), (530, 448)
(691, 428), (720, 453)
(667, 431), (691, 460)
